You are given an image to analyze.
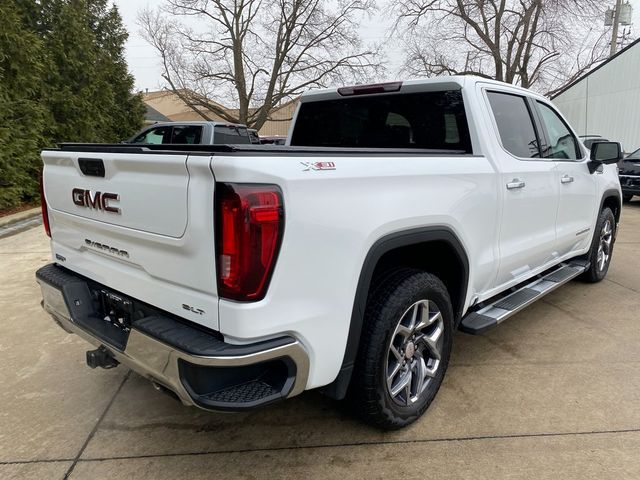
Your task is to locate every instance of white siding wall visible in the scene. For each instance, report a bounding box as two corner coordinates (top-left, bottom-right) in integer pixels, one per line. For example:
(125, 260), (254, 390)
(552, 42), (640, 152)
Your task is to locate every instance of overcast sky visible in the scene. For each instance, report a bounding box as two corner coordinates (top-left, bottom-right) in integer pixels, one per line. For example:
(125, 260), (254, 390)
(114, 0), (640, 93)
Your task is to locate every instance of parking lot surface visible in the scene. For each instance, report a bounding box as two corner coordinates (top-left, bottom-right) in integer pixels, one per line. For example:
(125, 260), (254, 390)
(1, 202), (640, 480)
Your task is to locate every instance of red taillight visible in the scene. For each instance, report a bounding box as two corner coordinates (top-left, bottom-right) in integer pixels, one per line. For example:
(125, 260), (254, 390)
(39, 173), (51, 237)
(215, 183), (284, 301)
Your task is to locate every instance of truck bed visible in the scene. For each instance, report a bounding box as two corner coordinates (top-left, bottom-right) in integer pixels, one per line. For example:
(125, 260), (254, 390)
(54, 143), (469, 156)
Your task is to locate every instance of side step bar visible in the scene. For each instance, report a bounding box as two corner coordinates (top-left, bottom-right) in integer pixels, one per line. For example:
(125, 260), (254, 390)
(459, 260), (589, 335)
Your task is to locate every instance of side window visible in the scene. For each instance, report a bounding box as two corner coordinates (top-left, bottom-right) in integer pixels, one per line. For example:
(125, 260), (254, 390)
(132, 126), (171, 144)
(234, 127), (251, 144)
(487, 91), (541, 158)
(536, 102), (580, 160)
(171, 125), (203, 144)
(214, 125), (251, 144)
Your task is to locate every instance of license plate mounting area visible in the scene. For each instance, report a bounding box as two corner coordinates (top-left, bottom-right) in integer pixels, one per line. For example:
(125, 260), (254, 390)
(100, 289), (133, 330)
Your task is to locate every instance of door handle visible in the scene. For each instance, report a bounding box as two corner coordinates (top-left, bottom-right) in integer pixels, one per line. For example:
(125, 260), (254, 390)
(506, 179), (526, 190)
(561, 174), (574, 184)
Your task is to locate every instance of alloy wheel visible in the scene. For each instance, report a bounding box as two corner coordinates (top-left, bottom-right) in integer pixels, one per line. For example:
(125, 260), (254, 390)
(385, 299), (444, 406)
(597, 219), (613, 271)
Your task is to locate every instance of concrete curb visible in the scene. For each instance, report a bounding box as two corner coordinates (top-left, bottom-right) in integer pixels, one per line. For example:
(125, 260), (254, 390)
(0, 207), (41, 228)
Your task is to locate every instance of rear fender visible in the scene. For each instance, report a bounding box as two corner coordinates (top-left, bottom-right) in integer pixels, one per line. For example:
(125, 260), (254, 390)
(322, 226), (469, 399)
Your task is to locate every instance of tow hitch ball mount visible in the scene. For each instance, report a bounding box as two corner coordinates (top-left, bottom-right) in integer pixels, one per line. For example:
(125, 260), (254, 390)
(86, 346), (119, 369)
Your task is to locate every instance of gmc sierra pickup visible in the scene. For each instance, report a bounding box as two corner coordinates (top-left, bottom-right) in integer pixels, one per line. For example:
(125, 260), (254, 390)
(36, 76), (623, 429)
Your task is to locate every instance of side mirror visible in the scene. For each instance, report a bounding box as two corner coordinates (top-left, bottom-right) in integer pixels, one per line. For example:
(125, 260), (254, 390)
(588, 141), (622, 173)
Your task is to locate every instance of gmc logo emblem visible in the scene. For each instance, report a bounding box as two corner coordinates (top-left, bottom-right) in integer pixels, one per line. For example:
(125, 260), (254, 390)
(72, 188), (120, 214)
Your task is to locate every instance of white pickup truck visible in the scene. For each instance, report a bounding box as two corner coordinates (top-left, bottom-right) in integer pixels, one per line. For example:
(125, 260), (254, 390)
(37, 76), (623, 429)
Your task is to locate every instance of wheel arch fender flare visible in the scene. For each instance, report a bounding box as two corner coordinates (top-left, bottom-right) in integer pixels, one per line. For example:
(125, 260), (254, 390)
(599, 189), (622, 224)
(321, 226), (470, 400)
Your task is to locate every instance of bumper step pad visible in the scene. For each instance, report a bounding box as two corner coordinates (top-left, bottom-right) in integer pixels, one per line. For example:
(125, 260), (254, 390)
(460, 261), (588, 334)
(204, 380), (280, 404)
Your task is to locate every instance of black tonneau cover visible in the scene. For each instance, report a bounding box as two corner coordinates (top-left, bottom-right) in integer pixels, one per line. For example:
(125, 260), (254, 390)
(50, 143), (468, 156)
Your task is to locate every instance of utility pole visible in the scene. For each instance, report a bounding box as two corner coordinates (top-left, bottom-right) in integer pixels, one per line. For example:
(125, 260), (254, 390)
(610, 0), (623, 55)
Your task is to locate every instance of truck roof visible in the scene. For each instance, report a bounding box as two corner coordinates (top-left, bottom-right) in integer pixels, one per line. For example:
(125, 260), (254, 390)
(299, 75), (546, 103)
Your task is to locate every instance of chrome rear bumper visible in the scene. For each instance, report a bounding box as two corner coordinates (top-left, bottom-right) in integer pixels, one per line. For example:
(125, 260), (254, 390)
(37, 264), (309, 411)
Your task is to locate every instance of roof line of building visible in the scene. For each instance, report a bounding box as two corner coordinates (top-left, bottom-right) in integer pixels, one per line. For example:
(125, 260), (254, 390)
(144, 88), (299, 113)
(144, 104), (171, 123)
(551, 36), (640, 100)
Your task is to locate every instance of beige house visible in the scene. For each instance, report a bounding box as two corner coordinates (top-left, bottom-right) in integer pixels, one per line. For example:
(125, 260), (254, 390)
(143, 104), (171, 125)
(254, 99), (298, 137)
(142, 90), (298, 137)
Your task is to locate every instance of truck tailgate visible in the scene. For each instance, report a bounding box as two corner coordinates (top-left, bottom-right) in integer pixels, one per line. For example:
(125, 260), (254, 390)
(42, 150), (220, 330)
(45, 151), (189, 237)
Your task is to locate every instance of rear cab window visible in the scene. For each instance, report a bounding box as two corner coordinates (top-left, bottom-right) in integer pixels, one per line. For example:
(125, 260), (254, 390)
(290, 90), (472, 152)
(486, 91), (541, 159)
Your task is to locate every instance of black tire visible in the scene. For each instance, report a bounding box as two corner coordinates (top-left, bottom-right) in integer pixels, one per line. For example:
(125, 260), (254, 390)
(580, 207), (616, 283)
(348, 268), (454, 430)
(623, 194), (633, 203)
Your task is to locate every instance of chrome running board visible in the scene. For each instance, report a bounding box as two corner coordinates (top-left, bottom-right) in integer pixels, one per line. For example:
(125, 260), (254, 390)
(459, 260), (589, 335)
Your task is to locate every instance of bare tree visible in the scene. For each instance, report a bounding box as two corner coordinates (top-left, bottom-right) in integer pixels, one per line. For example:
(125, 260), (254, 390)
(394, 0), (613, 94)
(139, 0), (383, 129)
